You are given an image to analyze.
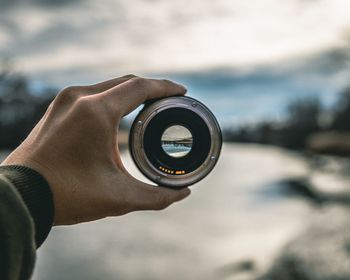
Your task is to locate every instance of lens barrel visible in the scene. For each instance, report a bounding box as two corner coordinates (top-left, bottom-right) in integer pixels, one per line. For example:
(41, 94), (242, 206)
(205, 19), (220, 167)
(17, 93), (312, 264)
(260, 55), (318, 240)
(129, 96), (222, 188)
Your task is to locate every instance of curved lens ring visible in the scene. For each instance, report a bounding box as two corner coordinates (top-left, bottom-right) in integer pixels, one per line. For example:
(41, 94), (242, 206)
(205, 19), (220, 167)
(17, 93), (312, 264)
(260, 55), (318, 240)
(129, 96), (222, 188)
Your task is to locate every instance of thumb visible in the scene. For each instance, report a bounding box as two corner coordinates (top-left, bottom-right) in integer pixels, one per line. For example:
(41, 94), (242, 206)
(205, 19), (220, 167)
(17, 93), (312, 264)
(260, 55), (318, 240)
(128, 178), (191, 211)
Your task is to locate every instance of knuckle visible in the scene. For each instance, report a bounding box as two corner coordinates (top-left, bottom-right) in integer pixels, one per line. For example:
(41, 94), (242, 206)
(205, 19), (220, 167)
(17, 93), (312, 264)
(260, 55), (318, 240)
(161, 78), (172, 84)
(74, 96), (110, 124)
(60, 85), (83, 96)
(122, 74), (137, 79)
(75, 96), (96, 114)
(54, 86), (82, 106)
(129, 77), (147, 88)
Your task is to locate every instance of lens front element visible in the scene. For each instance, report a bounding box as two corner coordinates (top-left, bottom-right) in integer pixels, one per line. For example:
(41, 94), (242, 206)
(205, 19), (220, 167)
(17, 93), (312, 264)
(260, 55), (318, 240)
(161, 125), (193, 158)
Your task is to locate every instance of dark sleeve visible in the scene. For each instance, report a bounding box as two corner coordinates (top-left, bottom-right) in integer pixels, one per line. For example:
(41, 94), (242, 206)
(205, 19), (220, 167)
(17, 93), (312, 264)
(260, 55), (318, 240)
(0, 165), (54, 280)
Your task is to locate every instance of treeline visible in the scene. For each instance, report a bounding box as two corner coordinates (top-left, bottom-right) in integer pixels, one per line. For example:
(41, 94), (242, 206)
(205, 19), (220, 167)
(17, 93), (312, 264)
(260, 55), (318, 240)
(0, 67), (55, 149)
(1, 62), (350, 152)
(0, 66), (130, 150)
(224, 87), (350, 150)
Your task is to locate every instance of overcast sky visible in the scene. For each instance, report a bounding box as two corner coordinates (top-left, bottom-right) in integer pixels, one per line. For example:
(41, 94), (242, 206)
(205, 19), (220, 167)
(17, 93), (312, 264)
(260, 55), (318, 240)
(0, 0), (349, 85)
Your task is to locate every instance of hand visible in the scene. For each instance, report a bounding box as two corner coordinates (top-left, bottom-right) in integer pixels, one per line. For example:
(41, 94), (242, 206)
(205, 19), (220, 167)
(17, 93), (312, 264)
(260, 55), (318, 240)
(2, 75), (191, 225)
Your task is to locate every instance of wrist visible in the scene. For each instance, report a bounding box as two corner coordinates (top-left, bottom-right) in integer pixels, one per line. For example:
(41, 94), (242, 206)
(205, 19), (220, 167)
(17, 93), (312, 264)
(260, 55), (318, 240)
(0, 165), (54, 247)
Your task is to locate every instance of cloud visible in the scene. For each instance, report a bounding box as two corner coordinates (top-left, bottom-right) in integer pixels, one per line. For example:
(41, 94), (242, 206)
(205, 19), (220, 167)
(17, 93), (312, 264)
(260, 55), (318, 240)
(0, 0), (80, 9)
(0, 0), (349, 85)
(1, 0), (349, 125)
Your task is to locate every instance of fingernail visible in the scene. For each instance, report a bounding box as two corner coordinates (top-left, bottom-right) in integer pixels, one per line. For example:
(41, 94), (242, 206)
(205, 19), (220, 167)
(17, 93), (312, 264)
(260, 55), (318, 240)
(177, 83), (187, 92)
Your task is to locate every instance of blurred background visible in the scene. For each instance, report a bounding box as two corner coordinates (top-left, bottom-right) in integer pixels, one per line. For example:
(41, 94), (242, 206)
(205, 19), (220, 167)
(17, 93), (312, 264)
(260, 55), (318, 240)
(1, 0), (350, 279)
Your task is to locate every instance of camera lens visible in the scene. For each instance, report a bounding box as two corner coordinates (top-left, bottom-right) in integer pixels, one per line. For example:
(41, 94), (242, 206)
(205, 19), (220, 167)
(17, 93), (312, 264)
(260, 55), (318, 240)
(129, 96), (222, 188)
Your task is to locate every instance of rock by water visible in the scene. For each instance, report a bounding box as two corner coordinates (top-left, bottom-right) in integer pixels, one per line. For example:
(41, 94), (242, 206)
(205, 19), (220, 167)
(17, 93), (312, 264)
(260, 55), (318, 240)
(258, 206), (350, 280)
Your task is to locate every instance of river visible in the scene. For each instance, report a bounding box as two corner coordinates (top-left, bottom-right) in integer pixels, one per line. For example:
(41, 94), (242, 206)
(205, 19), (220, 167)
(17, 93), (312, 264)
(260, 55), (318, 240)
(1, 144), (316, 280)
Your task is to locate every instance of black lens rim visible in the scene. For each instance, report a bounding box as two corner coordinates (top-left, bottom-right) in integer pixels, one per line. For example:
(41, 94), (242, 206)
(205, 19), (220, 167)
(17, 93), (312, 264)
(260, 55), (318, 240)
(143, 107), (211, 174)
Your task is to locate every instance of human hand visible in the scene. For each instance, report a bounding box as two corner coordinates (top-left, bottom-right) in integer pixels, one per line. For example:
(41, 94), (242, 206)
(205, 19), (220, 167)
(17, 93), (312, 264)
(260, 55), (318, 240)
(2, 75), (191, 225)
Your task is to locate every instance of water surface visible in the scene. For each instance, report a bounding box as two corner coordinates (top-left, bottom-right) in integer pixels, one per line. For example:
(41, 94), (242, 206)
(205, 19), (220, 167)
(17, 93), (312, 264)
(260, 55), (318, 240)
(0, 144), (315, 279)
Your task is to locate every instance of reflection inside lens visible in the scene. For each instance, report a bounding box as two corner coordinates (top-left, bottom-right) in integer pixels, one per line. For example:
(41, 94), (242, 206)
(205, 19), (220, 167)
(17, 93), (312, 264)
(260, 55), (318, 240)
(161, 125), (193, 158)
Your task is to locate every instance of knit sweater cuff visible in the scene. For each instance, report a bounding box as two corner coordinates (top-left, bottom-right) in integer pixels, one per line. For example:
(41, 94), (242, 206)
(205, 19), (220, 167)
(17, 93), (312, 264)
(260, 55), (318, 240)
(0, 165), (54, 248)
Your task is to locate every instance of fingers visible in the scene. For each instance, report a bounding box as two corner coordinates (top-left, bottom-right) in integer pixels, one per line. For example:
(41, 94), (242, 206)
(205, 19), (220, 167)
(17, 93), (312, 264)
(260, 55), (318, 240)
(51, 75), (137, 111)
(127, 177), (191, 211)
(137, 184), (191, 211)
(81, 74), (136, 94)
(100, 77), (187, 117)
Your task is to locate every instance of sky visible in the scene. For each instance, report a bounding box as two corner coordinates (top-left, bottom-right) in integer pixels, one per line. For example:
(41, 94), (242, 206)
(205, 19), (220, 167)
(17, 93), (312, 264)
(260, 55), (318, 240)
(162, 125), (193, 142)
(0, 0), (350, 125)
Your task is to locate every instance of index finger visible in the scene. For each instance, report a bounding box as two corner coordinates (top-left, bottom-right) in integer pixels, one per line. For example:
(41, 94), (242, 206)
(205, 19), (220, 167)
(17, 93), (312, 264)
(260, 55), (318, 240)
(100, 77), (187, 116)
(81, 74), (137, 94)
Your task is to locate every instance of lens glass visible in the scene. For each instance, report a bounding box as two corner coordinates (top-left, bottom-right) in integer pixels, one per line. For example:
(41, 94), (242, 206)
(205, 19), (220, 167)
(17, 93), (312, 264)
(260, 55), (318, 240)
(161, 125), (193, 158)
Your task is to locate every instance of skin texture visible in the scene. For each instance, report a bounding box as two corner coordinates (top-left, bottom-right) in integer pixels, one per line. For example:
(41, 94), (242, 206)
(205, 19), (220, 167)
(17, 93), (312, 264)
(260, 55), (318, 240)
(2, 75), (191, 225)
